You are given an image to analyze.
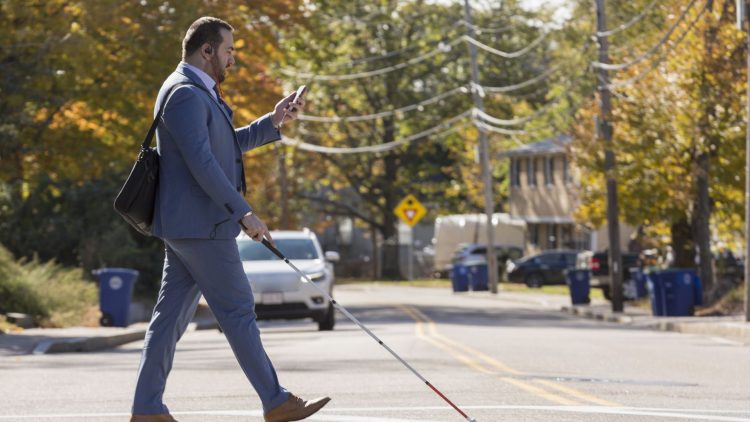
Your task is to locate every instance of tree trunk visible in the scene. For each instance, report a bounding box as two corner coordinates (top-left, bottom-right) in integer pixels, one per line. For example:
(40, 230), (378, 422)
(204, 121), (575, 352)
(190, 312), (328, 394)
(671, 218), (695, 269)
(380, 152), (401, 279)
(370, 225), (380, 279)
(693, 14), (720, 295)
(694, 152), (714, 293)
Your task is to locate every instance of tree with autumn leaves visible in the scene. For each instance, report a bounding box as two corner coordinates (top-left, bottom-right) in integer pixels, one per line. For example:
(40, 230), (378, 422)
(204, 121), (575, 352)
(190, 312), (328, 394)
(0, 0), (305, 293)
(569, 0), (747, 298)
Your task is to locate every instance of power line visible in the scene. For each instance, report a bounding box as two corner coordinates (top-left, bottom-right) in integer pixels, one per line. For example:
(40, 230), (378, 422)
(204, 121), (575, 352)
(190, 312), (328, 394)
(472, 118), (530, 135)
(280, 111), (472, 154)
(298, 60), (587, 126)
(591, 0), (698, 71)
(478, 65), (559, 93)
(463, 32), (548, 59)
(288, 16), (565, 73)
(603, 1), (708, 90)
(472, 85), (569, 126)
(321, 40), (447, 70)
(280, 37), (463, 81)
(281, 29), (550, 82)
(459, 19), (517, 34)
(297, 86), (468, 122)
(478, 38), (593, 96)
(596, 0), (660, 37)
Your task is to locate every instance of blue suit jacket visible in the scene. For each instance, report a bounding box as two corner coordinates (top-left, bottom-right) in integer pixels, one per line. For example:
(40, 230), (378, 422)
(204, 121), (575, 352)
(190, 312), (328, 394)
(152, 63), (280, 239)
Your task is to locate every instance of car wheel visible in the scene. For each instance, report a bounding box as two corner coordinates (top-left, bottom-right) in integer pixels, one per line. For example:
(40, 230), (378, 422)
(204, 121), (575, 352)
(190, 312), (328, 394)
(525, 273), (544, 288)
(318, 303), (335, 331)
(601, 285), (612, 301)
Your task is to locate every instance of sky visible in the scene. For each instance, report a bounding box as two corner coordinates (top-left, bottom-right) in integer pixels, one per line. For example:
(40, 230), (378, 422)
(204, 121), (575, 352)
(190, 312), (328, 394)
(519, 0), (573, 23)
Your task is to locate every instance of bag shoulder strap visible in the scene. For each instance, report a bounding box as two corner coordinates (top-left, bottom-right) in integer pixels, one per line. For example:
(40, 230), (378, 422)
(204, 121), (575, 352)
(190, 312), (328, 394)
(140, 81), (200, 150)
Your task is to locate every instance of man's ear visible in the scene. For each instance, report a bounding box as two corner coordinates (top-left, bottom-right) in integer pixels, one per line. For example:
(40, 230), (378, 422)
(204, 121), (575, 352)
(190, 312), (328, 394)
(202, 43), (213, 56)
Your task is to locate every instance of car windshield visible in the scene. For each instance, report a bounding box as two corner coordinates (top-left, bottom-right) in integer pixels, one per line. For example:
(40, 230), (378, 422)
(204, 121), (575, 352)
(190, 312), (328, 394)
(238, 239), (319, 261)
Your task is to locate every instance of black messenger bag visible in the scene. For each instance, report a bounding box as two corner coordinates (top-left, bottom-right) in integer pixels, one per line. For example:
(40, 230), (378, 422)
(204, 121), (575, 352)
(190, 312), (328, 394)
(113, 82), (194, 236)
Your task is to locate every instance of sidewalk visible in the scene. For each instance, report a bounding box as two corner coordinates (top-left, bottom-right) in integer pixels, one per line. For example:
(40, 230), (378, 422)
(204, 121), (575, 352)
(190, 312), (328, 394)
(436, 286), (750, 343)
(0, 303), (219, 357)
(560, 302), (750, 342)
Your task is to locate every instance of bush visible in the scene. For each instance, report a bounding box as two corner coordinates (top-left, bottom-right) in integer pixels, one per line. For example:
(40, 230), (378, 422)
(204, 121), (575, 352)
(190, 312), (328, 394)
(0, 176), (165, 298)
(0, 244), (98, 327)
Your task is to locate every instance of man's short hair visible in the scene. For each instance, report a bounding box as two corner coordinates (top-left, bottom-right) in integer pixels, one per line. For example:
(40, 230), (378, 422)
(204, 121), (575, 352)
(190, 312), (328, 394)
(182, 17), (234, 59)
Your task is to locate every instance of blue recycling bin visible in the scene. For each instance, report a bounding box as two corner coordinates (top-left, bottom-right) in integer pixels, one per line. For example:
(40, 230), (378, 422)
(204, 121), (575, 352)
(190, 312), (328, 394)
(646, 269), (703, 316)
(449, 265), (470, 292)
(92, 268), (138, 327)
(625, 267), (648, 300)
(467, 263), (489, 291)
(565, 269), (591, 305)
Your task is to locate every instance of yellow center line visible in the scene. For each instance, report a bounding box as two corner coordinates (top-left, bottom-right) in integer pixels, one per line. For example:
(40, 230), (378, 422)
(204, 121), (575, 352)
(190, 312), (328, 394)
(413, 317), (494, 374)
(397, 305), (578, 405)
(500, 377), (579, 406)
(409, 306), (522, 375)
(533, 379), (620, 407)
(398, 305), (622, 407)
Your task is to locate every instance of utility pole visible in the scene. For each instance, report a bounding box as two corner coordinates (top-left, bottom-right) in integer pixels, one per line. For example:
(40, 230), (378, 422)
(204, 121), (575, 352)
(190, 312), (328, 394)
(464, 0), (499, 294)
(738, 0), (750, 322)
(595, 0), (624, 312)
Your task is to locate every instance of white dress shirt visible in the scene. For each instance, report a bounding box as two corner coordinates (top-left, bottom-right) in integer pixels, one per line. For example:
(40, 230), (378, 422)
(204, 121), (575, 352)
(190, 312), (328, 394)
(181, 61), (218, 100)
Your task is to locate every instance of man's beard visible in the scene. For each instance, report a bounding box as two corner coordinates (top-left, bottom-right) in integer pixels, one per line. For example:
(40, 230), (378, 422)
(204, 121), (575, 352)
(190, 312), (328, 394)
(211, 54), (226, 83)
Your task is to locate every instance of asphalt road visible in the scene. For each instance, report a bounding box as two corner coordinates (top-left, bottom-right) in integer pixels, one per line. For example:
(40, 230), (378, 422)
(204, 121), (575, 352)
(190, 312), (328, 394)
(1, 284), (749, 422)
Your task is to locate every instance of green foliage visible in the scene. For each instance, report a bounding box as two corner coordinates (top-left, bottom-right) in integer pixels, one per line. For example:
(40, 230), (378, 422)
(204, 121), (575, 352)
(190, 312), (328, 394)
(276, 1), (565, 235)
(0, 176), (164, 297)
(0, 244), (98, 327)
(1, 0), (304, 296)
(569, 0), (747, 252)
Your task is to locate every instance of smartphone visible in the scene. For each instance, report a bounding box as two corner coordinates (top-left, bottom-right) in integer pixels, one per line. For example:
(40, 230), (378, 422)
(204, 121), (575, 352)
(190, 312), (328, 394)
(279, 85), (307, 128)
(293, 85), (307, 103)
(289, 85), (307, 113)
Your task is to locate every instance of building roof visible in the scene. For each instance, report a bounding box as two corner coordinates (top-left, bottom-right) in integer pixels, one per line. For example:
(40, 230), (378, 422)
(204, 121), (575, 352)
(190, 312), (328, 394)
(501, 135), (571, 158)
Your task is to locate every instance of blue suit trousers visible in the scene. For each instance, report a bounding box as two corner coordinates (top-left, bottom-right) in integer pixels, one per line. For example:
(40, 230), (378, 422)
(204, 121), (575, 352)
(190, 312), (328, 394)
(132, 238), (289, 414)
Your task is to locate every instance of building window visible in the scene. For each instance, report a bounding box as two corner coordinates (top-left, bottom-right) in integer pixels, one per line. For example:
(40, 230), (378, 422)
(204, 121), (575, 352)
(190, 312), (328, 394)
(527, 157), (537, 187)
(547, 224), (557, 249)
(563, 156), (572, 185)
(561, 225), (573, 249)
(529, 224), (539, 246)
(510, 158), (520, 187)
(544, 157), (554, 186)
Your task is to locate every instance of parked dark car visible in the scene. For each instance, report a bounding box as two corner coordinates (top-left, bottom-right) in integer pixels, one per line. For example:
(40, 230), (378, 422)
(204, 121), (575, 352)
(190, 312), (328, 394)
(451, 243), (524, 280)
(507, 249), (580, 287)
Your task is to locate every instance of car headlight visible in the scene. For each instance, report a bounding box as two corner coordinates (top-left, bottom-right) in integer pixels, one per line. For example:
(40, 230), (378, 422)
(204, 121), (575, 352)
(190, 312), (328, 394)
(302, 271), (326, 282)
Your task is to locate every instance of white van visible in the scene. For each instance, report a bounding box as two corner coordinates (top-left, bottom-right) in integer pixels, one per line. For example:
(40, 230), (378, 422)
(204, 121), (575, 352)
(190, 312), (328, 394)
(432, 213), (526, 277)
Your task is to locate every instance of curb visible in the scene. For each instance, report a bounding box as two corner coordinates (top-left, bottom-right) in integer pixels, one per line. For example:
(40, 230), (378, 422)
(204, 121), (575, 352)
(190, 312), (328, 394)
(561, 305), (750, 342)
(33, 329), (147, 355)
(31, 317), (220, 355)
(561, 305), (634, 324)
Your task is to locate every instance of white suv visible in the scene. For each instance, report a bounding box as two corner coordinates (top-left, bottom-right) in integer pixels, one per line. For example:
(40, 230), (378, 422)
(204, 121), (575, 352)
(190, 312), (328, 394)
(236, 229), (339, 331)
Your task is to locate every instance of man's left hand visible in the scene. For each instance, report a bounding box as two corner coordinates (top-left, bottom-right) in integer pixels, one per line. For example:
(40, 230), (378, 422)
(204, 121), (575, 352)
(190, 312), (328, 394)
(272, 91), (306, 128)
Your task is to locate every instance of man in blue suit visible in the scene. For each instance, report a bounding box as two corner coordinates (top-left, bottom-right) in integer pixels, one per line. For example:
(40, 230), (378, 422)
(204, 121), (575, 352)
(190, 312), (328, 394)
(130, 17), (330, 422)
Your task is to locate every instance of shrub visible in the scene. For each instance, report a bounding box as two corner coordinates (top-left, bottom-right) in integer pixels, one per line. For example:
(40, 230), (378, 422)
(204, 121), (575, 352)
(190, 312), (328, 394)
(0, 177), (165, 298)
(0, 244), (98, 327)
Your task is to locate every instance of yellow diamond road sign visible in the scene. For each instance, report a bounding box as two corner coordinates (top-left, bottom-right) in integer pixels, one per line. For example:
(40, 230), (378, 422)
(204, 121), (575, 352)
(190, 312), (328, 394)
(394, 194), (426, 227)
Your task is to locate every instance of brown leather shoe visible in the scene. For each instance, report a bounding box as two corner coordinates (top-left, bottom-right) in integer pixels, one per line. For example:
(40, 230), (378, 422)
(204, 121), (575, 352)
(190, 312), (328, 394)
(264, 393), (331, 422)
(130, 414), (177, 422)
